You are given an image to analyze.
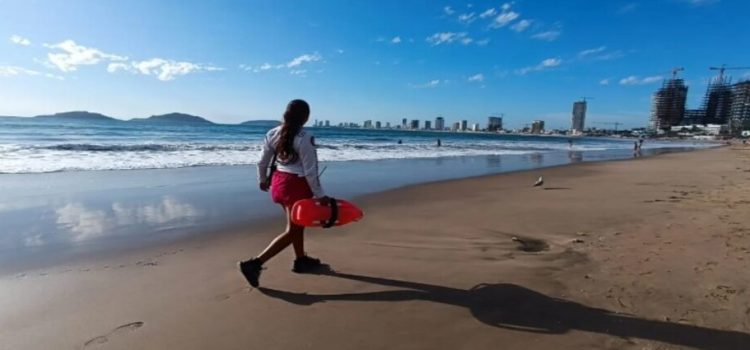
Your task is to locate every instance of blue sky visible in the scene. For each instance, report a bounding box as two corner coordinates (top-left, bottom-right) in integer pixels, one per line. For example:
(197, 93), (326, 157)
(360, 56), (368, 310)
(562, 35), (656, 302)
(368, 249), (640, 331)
(1, 0), (749, 129)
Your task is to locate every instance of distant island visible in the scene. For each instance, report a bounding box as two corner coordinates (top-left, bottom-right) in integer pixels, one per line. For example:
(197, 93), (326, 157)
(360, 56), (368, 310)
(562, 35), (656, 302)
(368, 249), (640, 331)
(2, 111), (273, 126)
(240, 120), (281, 127)
(130, 113), (214, 124)
(33, 111), (121, 122)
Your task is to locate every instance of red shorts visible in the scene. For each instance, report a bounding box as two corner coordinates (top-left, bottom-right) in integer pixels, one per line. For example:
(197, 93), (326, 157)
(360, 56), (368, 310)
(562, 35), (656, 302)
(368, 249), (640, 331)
(271, 171), (313, 208)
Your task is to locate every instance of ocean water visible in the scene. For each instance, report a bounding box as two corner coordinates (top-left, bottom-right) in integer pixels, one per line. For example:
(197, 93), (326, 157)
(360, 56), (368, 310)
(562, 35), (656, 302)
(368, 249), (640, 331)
(0, 117), (721, 274)
(0, 117), (713, 173)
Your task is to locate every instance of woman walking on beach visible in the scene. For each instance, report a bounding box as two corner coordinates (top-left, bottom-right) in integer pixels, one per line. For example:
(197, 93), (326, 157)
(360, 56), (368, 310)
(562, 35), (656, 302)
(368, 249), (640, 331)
(239, 99), (328, 287)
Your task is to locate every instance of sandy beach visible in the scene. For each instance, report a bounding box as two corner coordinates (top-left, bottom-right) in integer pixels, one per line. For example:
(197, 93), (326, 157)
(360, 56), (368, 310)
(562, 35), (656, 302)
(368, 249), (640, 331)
(2, 146), (749, 350)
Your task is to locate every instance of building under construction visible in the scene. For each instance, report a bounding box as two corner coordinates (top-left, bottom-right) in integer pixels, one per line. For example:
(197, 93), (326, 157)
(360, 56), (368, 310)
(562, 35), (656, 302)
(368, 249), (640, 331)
(730, 80), (750, 133)
(702, 75), (733, 125)
(571, 100), (587, 134)
(650, 78), (688, 131)
(530, 120), (545, 134)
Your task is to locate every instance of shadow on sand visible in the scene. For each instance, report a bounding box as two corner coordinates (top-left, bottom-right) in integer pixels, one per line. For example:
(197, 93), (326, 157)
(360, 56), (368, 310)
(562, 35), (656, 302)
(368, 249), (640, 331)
(259, 269), (750, 350)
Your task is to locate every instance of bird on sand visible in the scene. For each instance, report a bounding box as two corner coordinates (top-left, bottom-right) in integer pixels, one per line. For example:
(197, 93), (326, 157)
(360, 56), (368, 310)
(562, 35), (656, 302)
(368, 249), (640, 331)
(533, 176), (544, 187)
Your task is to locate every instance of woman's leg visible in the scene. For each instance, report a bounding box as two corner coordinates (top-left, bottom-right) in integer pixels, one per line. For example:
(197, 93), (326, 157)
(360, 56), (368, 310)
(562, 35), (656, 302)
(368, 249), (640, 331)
(256, 206), (305, 263)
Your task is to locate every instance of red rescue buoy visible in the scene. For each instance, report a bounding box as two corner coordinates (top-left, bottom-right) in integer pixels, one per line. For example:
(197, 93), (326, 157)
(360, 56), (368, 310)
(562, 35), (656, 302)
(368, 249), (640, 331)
(291, 198), (363, 228)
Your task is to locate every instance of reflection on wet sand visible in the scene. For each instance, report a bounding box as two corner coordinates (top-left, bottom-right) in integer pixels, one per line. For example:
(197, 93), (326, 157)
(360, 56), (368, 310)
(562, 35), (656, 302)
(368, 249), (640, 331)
(27, 196), (200, 248)
(485, 155), (502, 168)
(568, 151), (583, 163)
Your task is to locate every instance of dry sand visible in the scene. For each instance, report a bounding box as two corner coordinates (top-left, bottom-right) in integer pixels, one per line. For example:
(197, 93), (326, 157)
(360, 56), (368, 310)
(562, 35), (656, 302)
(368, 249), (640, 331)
(2, 146), (750, 350)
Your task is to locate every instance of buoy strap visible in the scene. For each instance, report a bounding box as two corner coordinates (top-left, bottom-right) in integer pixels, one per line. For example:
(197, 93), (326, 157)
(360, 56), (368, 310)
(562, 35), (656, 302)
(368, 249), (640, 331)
(323, 197), (338, 228)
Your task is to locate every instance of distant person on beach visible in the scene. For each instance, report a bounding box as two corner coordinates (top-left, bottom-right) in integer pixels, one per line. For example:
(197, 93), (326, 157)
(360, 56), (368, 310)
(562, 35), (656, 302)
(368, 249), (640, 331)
(397, 139), (403, 144)
(437, 138), (441, 147)
(239, 99), (329, 287)
(634, 140), (641, 157)
(568, 139), (573, 149)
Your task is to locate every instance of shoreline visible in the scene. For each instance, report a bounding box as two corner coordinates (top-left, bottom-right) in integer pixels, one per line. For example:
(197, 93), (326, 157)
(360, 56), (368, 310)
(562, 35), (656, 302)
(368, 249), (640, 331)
(0, 145), (709, 276)
(1, 146), (749, 349)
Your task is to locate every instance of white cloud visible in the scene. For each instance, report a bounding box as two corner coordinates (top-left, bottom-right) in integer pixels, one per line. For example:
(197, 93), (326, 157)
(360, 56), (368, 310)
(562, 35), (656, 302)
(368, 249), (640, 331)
(10, 34), (31, 46)
(476, 38), (491, 46)
(0, 65), (64, 80)
(501, 3), (512, 11)
(680, 0), (719, 6)
(44, 40), (127, 72)
(241, 53), (323, 74)
(468, 73), (484, 82)
(108, 58), (223, 81)
(619, 75), (663, 85)
(426, 32), (470, 46)
(599, 79), (610, 85)
(516, 57), (562, 75)
(458, 12), (476, 24)
(641, 76), (664, 84)
(443, 6), (455, 15)
(578, 46), (607, 58)
(479, 8), (497, 18)
(511, 19), (532, 32)
(0, 65), (40, 76)
(490, 10), (520, 28)
(577, 46), (624, 61)
(531, 30), (561, 41)
(618, 3), (638, 13)
(410, 79), (442, 88)
(287, 52), (322, 68)
(290, 69), (307, 76)
(461, 37), (474, 45)
(336, 49), (344, 54)
(391, 36), (402, 44)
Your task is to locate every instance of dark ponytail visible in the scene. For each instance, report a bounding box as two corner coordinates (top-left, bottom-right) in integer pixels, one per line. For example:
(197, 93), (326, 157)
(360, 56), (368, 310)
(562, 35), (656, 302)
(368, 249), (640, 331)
(276, 99), (310, 163)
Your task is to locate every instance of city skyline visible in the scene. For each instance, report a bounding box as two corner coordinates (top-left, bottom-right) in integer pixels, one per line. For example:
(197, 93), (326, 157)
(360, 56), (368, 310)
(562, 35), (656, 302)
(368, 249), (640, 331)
(1, 1), (750, 129)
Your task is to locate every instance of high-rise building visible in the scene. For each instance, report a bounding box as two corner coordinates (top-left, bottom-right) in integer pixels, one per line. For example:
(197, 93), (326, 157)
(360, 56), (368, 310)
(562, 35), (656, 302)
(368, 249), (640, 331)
(424, 120), (432, 130)
(487, 116), (502, 132)
(460, 120), (468, 131)
(571, 100), (587, 134)
(451, 122), (460, 131)
(730, 81), (750, 134)
(649, 78), (688, 131)
(472, 123), (480, 131)
(402, 118), (407, 128)
(531, 120), (545, 134)
(682, 109), (704, 125)
(386, 122), (391, 128)
(702, 76), (733, 125)
(324, 120), (330, 127)
(363, 120), (373, 128)
(375, 121), (382, 129)
(435, 116), (445, 131)
(410, 119), (419, 129)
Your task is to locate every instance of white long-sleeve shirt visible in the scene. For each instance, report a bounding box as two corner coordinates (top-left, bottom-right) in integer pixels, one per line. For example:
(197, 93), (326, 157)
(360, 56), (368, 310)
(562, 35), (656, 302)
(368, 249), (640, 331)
(257, 126), (325, 197)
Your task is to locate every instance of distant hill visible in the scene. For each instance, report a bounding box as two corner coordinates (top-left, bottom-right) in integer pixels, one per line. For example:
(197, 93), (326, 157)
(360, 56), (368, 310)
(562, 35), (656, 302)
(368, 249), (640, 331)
(240, 120), (281, 127)
(130, 113), (214, 124)
(33, 111), (120, 122)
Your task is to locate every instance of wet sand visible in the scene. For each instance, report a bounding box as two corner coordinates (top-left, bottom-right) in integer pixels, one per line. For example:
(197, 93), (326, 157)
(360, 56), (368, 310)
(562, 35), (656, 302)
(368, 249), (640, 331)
(1, 146), (749, 349)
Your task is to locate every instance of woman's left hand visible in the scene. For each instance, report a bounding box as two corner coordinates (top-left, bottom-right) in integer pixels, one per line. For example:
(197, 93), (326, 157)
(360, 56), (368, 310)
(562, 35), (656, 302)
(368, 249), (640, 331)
(317, 196), (332, 205)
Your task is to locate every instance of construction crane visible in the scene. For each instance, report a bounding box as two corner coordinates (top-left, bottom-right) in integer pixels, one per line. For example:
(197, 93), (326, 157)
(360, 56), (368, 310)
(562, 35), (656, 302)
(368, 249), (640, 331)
(709, 64), (750, 81)
(670, 67), (684, 79)
(593, 122), (623, 132)
(580, 96), (594, 102)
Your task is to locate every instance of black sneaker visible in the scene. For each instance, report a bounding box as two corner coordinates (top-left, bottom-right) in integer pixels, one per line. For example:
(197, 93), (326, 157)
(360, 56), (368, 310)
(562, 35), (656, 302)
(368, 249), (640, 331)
(238, 258), (263, 287)
(292, 256), (322, 273)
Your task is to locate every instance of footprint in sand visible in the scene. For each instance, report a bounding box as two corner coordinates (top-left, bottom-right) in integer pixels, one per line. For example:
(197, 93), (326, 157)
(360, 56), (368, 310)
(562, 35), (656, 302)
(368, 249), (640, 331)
(83, 322), (144, 348)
